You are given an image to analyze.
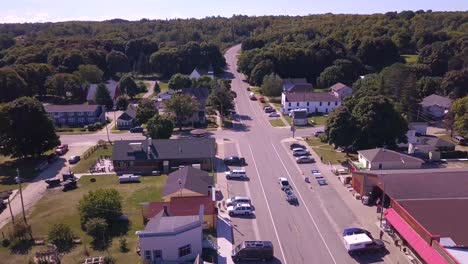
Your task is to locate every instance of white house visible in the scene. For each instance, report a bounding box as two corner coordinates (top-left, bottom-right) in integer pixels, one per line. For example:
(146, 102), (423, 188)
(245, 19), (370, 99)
(330, 82), (353, 99)
(406, 122), (428, 144)
(420, 94), (452, 118)
(189, 66), (214, 79)
(357, 148), (424, 170)
(136, 205), (203, 263)
(281, 92), (341, 114)
(408, 136), (455, 155)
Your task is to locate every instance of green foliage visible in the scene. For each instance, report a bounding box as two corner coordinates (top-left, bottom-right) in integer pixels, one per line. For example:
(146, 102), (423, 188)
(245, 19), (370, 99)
(208, 80), (235, 115)
(115, 95), (129, 110)
(168, 73), (192, 90)
(416, 76), (441, 98)
(106, 50), (129, 75)
(11, 220), (31, 241)
(325, 106), (356, 150)
(450, 96), (468, 138)
(147, 114), (174, 139)
(242, 38), (265, 50)
(250, 59), (274, 86)
(260, 73), (283, 97)
(0, 34), (15, 50)
(0, 68), (27, 102)
(76, 64), (103, 84)
(119, 237), (129, 252)
(136, 98), (157, 124)
(356, 37), (401, 71)
(165, 94), (199, 129)
(45, 73), (83, 99)
(0, 97), (60, 158)
(119, 74), (138, 98)
(94, 83), (113, 109)
(78, 188), (123, 226)
(441, 70), (468, 99)
(192, 76), (214, 89)
(85, 218), (108, 241)
(48, 223), (74, 252)
(9, 63), (56, 97)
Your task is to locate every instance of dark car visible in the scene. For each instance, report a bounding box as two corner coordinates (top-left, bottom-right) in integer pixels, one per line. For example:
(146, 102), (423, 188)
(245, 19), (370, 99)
(343, 228), (373, 239)
(290, 143), (306, 150)
(224, 156), (246, 166)
(264, 107), (275, 113)
(232, 241), (274, 263)
(68, 155), (80, 164)
(130, 126), (144, 133)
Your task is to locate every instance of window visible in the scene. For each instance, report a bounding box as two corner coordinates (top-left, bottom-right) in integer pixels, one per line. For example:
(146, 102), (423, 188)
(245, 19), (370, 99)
(179, 244), (191, 257)
(296, 102), (299, 107)
(379, 163), (383, 169)
(153, 250), (162, 259)
(306, 102), (309, 106)
(335, 102), (338, 106)
(319, 102), (322, 106)
(288, 103), (291, 107)
(145, 250), (151, 260)
(327, 102), (330, 106)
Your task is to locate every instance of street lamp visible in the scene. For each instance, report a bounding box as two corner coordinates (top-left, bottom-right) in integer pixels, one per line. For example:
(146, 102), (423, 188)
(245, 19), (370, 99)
(15, 169), (27, 225)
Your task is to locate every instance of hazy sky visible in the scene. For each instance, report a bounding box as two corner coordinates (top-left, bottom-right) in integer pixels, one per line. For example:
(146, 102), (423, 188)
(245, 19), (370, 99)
(1, 0), (467, 23)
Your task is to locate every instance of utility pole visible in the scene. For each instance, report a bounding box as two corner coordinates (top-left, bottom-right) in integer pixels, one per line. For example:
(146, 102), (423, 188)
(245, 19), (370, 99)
(15, 169), (27, 225)
(379, 182), (386, 228)
(105, 119), (111, 144)
(7, 195), (14, 224)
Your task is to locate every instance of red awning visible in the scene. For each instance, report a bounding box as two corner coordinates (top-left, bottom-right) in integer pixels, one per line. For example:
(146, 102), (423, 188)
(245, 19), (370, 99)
(385, 209), (448, 264)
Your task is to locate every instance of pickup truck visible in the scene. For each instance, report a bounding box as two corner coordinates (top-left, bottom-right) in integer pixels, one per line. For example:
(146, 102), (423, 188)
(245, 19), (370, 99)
(343, 233), (385, 255)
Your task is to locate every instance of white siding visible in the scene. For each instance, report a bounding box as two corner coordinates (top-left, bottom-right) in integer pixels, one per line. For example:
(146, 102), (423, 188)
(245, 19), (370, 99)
(281, 97), (342, 114)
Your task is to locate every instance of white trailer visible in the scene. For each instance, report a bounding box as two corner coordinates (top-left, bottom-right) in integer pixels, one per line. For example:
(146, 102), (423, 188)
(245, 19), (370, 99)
(119, 174), (141, 183)
(343, 233), (385, 255)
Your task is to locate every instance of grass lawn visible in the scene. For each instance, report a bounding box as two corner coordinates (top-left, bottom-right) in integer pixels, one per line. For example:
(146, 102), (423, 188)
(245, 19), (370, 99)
(269, 119), (286, 127)
(402, 54), (419, 64)
(305, 137), (356, 164)
(159, 81), (168, 92)
(72, 145), (113, 173)
(0, 174), (167, 264)
(308, 115), (328, 126)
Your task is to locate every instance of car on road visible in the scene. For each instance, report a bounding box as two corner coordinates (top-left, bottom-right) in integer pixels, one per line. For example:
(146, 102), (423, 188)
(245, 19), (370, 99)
(232, 241), (274, 263)
(268, 112), (280, 117)
(68, 155), (80, 164)
(343, 228), (373, 239)
(55, 144), (69, 155)
(314, 130), (325, 137)
(290, 143), (306, 150)
(130, 126), (144, 133)
(225, 169), (247, 180)
(296, 156), (315, 164)
(344, 233), (385, 255)
(226, 196), (251, 206)
(278, 177), (291, 190)
(285, 189), (298, 205)
(223, 156), (246, 166)
(292, 150), (310, 156)
(227, 203), (253, 216)
(317, 178), (328, 185)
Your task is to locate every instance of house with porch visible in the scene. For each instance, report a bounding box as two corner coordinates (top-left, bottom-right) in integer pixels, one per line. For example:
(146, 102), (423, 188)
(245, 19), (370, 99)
(44, 104), (106, 127)
(281, 92), (341, 115)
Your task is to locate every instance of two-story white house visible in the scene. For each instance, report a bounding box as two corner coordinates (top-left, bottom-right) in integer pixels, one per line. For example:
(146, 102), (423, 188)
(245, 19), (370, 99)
(330, 82), (353, 99)
(281, 92), (342, 114)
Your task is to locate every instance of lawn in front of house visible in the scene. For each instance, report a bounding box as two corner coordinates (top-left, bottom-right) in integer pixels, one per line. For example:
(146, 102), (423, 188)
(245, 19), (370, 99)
(308, 115), (328, 126)
(305, 137), (356, 164)
(0, 174), (167, 264)
(72, 145), (113, 173)
(269, 119), (286, 127)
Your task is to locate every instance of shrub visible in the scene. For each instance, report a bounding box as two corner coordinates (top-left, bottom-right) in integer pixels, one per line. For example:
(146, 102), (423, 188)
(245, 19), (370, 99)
(104, 256), (115, 264)
(78, 189), (122, 226)
(94, 122), (103, 129)
(87, 124), (97, 131)
(119, 237), (128, 252)
(48, 223), (74, 252)
(85, 218), (108, 240)
(440, 150), (468, 159)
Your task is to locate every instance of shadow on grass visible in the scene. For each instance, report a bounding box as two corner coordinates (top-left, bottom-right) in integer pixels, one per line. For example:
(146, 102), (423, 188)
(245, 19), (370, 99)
(9, 239), (34, 255)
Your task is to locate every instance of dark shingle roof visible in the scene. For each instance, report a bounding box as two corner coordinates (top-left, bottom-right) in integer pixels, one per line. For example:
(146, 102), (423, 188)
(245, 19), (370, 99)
(142, 211), (201, 234)
(163, 166), (214, 197)
(44, 104), (100, 113)
(285, 92), (340, 102)
(112, 138), (216, 161)
(420, 94), (452, 108)
(117, 105), (137, 121)
(87, 80), (119, 101)
(416, 136), (455, 148)
(358, 148), (423, 163)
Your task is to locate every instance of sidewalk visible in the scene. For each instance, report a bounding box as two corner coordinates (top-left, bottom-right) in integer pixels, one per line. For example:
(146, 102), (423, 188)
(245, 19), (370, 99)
(267, 102), (290, 128)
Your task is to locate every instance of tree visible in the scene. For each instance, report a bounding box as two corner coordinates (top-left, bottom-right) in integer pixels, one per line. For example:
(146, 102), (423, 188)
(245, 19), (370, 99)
(115, 95), (129, 110)
(357, 37), (401, 70)
(441, 70), (468, 99)
(0, 68), (27, 102)
(208, 80), (234, 115)
(260, 73), (283, 97)
(48, 223), (74, 252)
(416, 76), (442, 98)
(106, 50), (129, 75)
(0, 97), (60, 158)
(317, 65), (345, 88)
(165, 94), (198, 129)
(85, 217), (108, 241)
(449, 96), (468, 138)
(95, 83), (113, 109)
(249, 59), (274, 86)
(136, 98), (157, 124)
(10, 63), (56, 97)
(76, 64), (103, 84)
(119, 74), (139, 98)
(325, 107), (356, 152)
(168, 74), (192, 90)
(150, 48), (179, 77)
(0, 34), (15, 50)
(78, 189), (122, 226)
(192, 76), (213, 89)
(45, 73), (83, 100)
(147, 114), (174, 139)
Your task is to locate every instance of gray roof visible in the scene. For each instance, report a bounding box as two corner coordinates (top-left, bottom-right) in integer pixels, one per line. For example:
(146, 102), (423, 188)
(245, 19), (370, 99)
(284, 92), (340, 102)
(117, 105), (137, 121)
(163, 166), (214, 197)
(112, 138), (216, 161)
(292, 110), (307, 119)
(420, 94), (452, 108)
(330, 82), (351, 92)
(180, 87), (209, 100)
(282, 78), (313, 92)
(87, 80), (119, 101)
(358, 148), (423, 163)
(414, 136), (455, 148)
(141, 211), (201, 235)
(44, 104), (101, 113)
(190, 66), (214, 78)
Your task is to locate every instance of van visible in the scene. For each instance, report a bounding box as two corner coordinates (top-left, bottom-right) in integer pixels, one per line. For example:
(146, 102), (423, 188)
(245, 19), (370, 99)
(453, 136), (467, 146)
(225, 169), (247, 180)
(232, 241), (274, 262)
(226, 196), (251, 206)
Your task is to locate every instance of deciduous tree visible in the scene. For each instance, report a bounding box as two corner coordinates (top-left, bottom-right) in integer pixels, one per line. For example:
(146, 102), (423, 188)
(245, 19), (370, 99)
(136, 98), (157, 124)
(119, 74), (139, 98)
(115, 95), (129, 110)
(45, 73), (83, 100)
(48, 223), (74, 252)
(260, 73), (283, 97)
(168, 74), (192, 90)
(208, 80), (234, 115)
(325, 106), (356, 153)
(0, 68), (27, 102)
(165, 94), (198, 129)
(106, 50), (129, 75)
(78, 189), (122, 226)
(95, 83), (113, 109)
(76, 64), (104, 84)
(147, 114), (174, 139)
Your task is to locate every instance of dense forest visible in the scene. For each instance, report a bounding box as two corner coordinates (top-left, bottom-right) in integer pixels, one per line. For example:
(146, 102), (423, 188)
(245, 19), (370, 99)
(0, 11), (467, 108)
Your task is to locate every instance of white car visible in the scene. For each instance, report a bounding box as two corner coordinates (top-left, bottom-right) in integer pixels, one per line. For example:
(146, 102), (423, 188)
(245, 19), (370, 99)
(293, 150), (310, 156)
(225, 169), (247, 180)
(226, 196), (251, 206)
(268, 112), (280, 117)
(227, 203), (253, 216)
(278, 177), (291, 190)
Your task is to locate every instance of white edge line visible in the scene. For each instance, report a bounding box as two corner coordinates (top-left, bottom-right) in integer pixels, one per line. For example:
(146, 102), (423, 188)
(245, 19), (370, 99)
(247, 144), (288, 264)
(271, 143), (338, 264)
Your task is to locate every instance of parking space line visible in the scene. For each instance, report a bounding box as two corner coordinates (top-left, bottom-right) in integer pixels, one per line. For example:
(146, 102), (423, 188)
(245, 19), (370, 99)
(247, 144), (288, 264)
(271, 143), (338, 264)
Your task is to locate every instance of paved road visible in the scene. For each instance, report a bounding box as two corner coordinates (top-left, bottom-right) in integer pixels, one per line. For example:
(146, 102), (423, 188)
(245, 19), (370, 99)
(217, 44), (399, 264)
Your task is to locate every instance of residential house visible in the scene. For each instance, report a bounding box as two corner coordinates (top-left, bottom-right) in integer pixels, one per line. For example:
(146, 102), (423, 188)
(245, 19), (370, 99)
(282, 78), (313, 93)
(189, 66), (214, 79)
(351, 168), (468, 264)
(116, 105), (137, 130)
(180, 87), (209, 124)
(136, 205), (203, 263)
(420, 94), (452, 118)
(44, 104), (105, 127)
(330, 82), (353, 99)
(155, 89), (176, 102)
(408, 136), (455, 157)
(281, 92), (341, 114)
(162, 166), (214, 201)
(354, 148), (424, 170)
(291, 109), (308, 126)
(112, 138), (216, 174)
(406, 122), (428, 144)
(87, 80), (121, 104)
(142, 195), (216, 229)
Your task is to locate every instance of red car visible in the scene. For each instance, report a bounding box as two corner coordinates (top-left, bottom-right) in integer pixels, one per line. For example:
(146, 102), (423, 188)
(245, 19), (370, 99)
(55, 144), (69, 155)
(259, 97), (266, 103)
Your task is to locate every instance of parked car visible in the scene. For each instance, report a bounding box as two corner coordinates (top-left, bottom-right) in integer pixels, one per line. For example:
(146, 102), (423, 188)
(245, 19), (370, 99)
(119, 174), (141, 183)
(453, 135), (467, 145)
(268, 112), (280, 117)
(232, 241), (274, 263)
(290, 143), (306, 150)
(296, 156), (315, 164)
(314, 130), (325, 137)
(227, 203), (253, 216)
(224, 156), (246, 166)
(344, 234), (385, 255)
(343, 228), (373, 239)
(130, 126), (144, 133)
(68, 156), (80, 164)
(55, 144), (69, 155)
(278, 177), (291, 190)
(264, 107), (275, 113)
(62, 179), (77, 191)
(225, 169), (247, 180)
(226, 196), (251, 206)
(259, 97), (266, 103)
(293, 150), (310, 156)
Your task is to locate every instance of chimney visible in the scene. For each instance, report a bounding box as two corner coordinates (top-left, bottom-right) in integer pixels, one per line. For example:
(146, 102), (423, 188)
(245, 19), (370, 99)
(198, 204), (204, 223)
(163, 205), (170, 216)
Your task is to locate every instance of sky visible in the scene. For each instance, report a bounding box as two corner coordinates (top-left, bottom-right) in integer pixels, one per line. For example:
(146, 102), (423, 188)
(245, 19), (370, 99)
(1, 0), (467, 23)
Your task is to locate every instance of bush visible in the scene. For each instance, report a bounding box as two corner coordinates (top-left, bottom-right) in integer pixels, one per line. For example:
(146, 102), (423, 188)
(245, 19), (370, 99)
(48, 223), (74, 252)
(2, 238), (10, 247)
(318, 134), (328, 143)
(119, 237), (128, 252)
(85, 218), (108, 240)
(104, 256), (115, 264)
(78, 189), (122, 226)
(94, 122), (103, 129)
(440, 150), (468, 159)
(11, 220), (31, 241)
(87, 124), (97, 131)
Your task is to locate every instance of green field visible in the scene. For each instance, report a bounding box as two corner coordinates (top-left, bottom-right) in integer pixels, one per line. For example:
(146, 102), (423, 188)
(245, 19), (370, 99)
(305, 137), (355, 165)
(308, 115), (328, 126)
(0, 174), (167, 264)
